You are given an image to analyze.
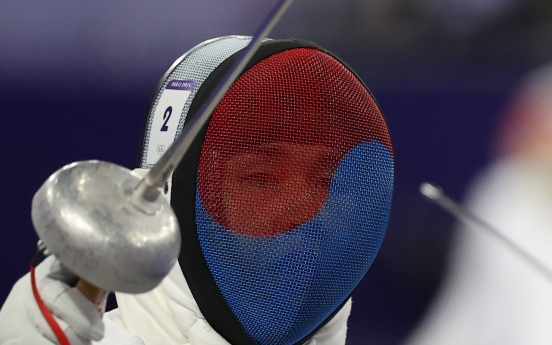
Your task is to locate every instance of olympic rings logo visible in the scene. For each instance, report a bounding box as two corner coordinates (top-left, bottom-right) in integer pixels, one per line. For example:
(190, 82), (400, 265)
(156, 145), (166, 156)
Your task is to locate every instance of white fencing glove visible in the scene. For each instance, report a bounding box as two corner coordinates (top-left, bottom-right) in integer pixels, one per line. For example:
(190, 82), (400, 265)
(0, 255), (105, 345)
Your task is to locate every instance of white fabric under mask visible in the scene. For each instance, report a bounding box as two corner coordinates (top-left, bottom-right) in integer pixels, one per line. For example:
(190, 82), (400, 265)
(115, 170), (229, 345)
(114, 261), (350, 345)
(115, 261), (230, 345)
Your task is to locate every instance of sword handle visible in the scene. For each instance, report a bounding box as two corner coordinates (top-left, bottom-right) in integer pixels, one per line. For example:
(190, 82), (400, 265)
(76, 279), (108, 308)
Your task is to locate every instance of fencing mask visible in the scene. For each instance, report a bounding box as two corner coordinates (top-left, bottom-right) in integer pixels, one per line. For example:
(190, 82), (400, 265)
(138, 35), (394, 345)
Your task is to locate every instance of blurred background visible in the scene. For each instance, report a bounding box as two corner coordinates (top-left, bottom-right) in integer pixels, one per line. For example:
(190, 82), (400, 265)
(2, 0), (552, 344)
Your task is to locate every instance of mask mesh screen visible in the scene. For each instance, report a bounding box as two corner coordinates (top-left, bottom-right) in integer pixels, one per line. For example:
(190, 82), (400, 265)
(195, 47), (393, 345)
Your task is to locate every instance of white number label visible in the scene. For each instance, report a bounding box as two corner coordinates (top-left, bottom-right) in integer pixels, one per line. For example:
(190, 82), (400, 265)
(146, 80), (196, 165)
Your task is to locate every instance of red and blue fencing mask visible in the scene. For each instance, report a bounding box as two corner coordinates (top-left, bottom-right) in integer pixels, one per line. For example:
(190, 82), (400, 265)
(139, 36), (394, 345)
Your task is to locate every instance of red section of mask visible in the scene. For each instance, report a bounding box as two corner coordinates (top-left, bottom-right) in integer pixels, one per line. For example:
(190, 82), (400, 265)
(197, 47), (392, 237)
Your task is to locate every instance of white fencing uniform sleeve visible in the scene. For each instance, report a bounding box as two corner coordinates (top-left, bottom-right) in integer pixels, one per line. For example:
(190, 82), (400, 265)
(0, 255), (104, 345)
(94, 309), (145, 345)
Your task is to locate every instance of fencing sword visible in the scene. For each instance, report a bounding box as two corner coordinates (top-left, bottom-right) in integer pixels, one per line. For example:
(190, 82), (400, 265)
(133, 0), (294, 204)
(31, 0), (295, 313)
(420, 182), (552, 284)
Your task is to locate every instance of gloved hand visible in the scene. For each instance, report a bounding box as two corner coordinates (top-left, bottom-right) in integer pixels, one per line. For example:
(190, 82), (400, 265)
(0, 255), (105, 345)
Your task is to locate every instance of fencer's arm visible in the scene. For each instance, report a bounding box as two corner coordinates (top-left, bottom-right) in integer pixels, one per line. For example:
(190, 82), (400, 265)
(0, 256), (105, 345)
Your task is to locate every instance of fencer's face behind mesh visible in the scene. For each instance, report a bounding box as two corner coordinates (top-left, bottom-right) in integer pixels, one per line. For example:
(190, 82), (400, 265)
(219, 141), (339, 236)
(142, 37), (394, 345)
(191, 46), (393, 344)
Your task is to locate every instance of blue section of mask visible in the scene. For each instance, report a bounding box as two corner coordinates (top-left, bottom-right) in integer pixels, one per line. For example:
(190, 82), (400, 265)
(195, 140), (393, 345)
